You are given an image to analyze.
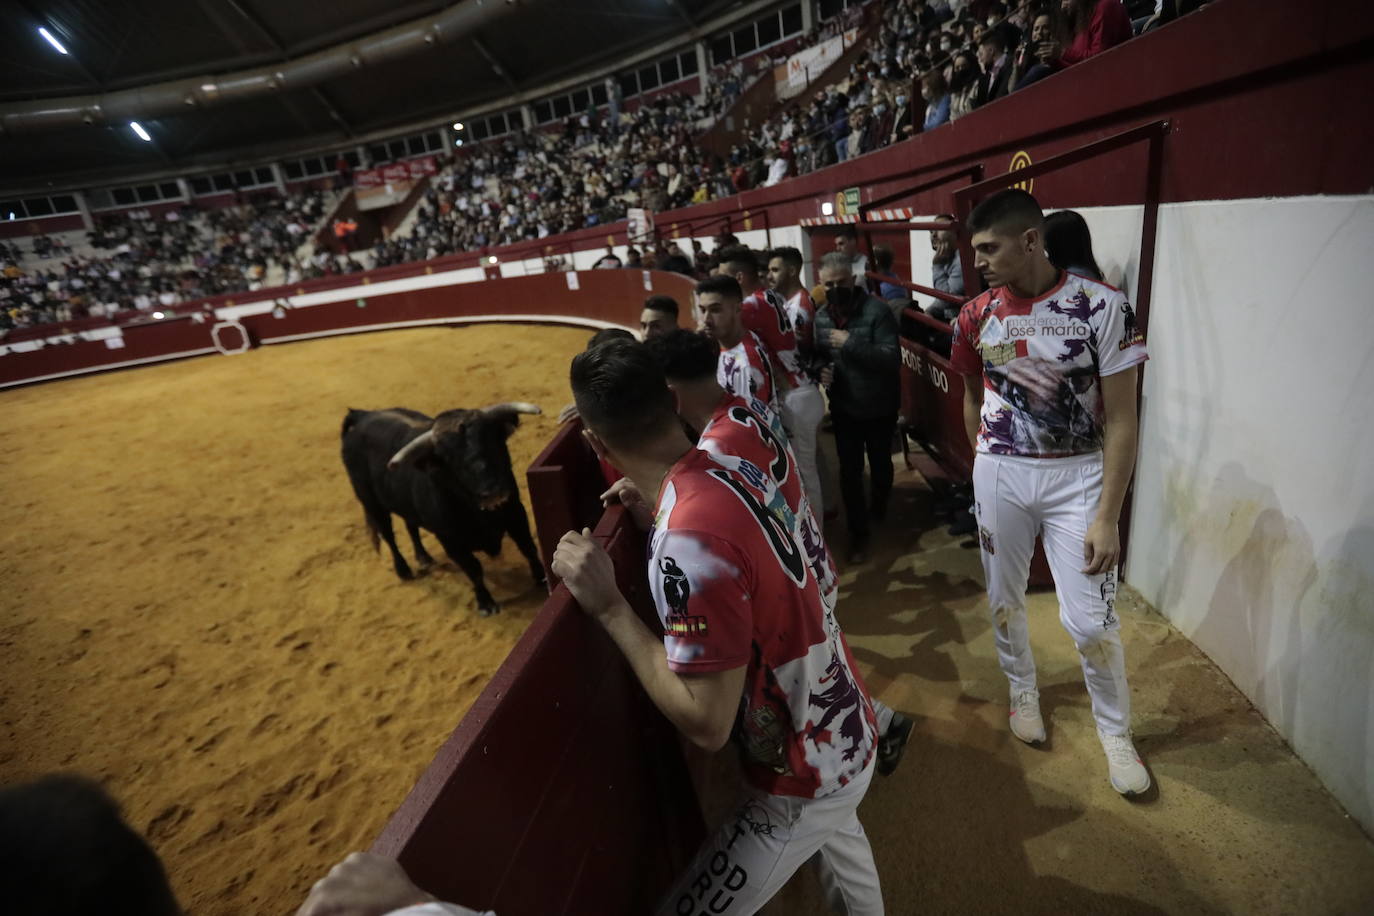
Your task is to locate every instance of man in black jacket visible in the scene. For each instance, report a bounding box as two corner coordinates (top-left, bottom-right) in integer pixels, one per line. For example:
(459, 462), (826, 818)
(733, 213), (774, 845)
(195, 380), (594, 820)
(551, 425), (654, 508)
(813, 252), (901, 563)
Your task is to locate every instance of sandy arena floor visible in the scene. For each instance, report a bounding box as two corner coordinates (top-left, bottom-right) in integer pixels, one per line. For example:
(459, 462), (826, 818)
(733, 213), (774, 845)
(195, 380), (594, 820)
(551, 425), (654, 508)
(3, 322), (1372, 916)
(0, 324), (590, 914)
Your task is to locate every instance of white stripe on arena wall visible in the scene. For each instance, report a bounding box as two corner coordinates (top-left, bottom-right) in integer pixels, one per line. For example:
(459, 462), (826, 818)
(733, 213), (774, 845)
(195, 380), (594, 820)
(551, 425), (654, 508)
(257, 314), (632, 346)
(215, 265), (488, 321)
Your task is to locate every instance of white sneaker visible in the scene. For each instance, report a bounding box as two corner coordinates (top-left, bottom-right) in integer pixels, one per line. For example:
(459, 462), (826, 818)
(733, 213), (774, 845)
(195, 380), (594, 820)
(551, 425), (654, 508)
(1099, 729), (1151, 796)
(1009, 689), (1046, 744)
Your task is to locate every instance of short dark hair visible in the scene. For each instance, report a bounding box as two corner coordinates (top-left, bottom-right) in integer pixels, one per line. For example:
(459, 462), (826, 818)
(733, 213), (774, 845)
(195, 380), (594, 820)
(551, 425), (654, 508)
(570, 338), (678, 449)
(695, 274), (744, 301)
(715, 244), (759, 280)
(0, 775), (181, 916)
(872, 243), (895, 270)
(979, 30), (1007, 52)
(644, 328), (719, 383)
(967, 189), (1044, 237)
(587, 327), (636, 350)
(836, 226), (858, 241)
(767, 246), (803, 270)
(642, 294), (679, 318)
(1044, 210), (1104, 281)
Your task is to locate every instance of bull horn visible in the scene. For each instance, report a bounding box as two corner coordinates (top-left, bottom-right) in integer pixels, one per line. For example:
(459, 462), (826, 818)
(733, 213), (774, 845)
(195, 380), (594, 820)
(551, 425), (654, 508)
(482, 402), (541, 416)
(387, 429), (436, 470)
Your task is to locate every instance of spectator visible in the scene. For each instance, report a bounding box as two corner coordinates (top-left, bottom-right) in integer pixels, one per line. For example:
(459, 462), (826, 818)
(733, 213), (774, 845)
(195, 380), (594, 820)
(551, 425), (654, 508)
(978, 30), (1015, 101)
(835, 227), (869, 276)
(1043, 209), (1105, 281)
(887, 87), (917, 145)
(921, 70), (952, 131)
(813, 251), (901, 563)
(1011, 9), (1058, 90)
(592, 249), (622, 269)
(1050, 0), (1134, 67)
(928, 213), (966, 321)
(949, 50), (986, 121)
(870, 244), (907, 303)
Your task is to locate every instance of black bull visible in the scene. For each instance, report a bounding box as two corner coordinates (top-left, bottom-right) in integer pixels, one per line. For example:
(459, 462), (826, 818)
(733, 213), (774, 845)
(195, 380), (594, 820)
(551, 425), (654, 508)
(340, 404), (547, 616)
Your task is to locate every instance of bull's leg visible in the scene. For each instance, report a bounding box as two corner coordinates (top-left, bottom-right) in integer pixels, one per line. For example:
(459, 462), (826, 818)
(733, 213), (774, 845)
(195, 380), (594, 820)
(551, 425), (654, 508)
(371, 511), (414, 580)
(504, 500), (548, 588)
(405, 520), (436, 571)
(435, 535), (499, 617)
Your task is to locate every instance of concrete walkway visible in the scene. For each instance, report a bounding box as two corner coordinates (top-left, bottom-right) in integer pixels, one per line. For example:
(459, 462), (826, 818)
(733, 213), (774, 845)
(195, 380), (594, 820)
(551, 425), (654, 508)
(757, 455), (1374, 915)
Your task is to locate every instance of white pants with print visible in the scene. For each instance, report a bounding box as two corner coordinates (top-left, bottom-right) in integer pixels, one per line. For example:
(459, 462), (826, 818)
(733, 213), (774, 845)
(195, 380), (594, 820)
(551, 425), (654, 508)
(971, 451), (1131, 735)
(781, 384), (827, 515)
(656, 761), (882, 916)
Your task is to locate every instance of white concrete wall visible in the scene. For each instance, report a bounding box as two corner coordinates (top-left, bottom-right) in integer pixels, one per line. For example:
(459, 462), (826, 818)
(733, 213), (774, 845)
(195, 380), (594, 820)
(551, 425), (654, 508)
(1122, 195), (1374, 835)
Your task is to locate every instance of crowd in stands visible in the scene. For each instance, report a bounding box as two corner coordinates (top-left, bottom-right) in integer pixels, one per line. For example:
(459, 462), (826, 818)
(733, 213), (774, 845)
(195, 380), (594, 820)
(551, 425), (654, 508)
(1, 191), (340, 331)
(2, 0), (1204, 334)
(735, 0), (1178, 188)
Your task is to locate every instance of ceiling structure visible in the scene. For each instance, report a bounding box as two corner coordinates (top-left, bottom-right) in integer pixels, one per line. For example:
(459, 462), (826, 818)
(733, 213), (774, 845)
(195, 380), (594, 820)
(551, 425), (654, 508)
(0, 0), (732, 193)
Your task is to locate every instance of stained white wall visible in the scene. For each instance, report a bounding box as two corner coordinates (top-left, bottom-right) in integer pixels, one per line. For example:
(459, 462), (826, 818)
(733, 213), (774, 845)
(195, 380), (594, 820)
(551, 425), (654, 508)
(1121, 195), (1374, 834)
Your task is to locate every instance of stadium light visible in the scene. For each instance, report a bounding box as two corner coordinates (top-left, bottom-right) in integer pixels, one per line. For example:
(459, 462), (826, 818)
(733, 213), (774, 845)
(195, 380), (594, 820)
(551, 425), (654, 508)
(821, 201), (835, 216)
(455, 139), (464, 147)
(130, 121), (152, 142)
(487, 255), (498, 264)
(38, 27), (68, 55)
(452, 122), (464, 131)
(152, 311), (165, 320)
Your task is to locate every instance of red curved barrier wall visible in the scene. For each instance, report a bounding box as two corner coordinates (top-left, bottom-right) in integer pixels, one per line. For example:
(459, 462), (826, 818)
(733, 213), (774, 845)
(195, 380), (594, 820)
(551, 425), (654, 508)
(0, 269), (696, 389)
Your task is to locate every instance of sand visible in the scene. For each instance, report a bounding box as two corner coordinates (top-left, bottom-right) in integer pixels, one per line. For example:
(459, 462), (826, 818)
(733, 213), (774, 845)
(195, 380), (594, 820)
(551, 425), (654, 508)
(0, 324), (590, 914)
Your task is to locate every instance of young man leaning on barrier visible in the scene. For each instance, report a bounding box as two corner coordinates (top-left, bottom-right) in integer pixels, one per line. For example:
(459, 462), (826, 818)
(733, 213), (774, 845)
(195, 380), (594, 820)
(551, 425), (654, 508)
(552, 339), (885, 915)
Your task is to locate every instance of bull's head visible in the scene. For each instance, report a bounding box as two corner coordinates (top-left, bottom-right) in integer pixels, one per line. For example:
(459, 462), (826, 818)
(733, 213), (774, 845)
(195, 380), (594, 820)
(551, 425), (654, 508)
(386, 402), (541, 510)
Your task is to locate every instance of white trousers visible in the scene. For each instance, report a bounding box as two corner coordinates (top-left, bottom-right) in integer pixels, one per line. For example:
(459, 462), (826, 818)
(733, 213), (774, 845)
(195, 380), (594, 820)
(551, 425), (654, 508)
(656, 761), (882, 916)
(781, 384), (827, 515)
(971, 451), (1131, 735)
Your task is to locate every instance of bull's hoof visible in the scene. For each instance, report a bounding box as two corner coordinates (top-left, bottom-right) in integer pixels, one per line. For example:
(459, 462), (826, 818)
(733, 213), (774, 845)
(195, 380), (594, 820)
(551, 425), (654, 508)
(395, 565), (414, 581)
(477, 602), (501, 618)
(415, 556), (435, 574)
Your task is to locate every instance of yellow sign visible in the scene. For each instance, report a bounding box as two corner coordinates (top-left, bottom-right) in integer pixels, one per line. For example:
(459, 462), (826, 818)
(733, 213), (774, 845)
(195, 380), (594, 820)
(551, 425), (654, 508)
(1009, 150), (1034, 193)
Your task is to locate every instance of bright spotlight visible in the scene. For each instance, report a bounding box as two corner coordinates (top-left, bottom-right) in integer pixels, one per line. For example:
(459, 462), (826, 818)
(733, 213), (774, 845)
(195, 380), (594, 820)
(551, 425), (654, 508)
(455, 139), (464, 147)
(152, 311), (165, 320)
(130, 121), (152, 142)
(821, 201), (834, 216)
(38, 27), (68, 55)
(452, 122), (464, 131)
(487, 255), (498, 264)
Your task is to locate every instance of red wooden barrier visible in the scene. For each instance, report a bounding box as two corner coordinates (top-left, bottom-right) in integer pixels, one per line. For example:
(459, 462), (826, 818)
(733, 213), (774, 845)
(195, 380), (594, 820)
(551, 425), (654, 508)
(526, 418), (607, 587)
(370, 502), (706, 915)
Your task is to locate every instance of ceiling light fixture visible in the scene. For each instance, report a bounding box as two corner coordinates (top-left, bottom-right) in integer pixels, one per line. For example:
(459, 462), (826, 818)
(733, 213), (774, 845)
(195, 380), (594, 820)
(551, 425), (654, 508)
(38, 27), (68, 55)
(130, 121), (152, 141)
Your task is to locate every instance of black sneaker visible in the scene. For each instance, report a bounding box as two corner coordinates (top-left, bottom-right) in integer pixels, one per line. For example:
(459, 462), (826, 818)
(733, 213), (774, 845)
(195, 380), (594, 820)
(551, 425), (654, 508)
(948, 510), (977, 537)
(877, 713), (914, 776)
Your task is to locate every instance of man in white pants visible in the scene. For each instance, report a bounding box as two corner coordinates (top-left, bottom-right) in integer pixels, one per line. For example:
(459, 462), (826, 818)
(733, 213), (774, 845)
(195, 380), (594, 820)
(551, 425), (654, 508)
(950, 189), (1151, 796)
(767, 246), (827, 516)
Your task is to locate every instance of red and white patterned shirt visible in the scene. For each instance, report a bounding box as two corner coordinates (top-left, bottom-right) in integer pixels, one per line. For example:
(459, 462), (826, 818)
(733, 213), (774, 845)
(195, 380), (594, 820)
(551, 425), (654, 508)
(742, 286), (812, 390)
(950, 271), (1147, 458)
(649, 447), (876, 799)
(717, 329), (781, 416)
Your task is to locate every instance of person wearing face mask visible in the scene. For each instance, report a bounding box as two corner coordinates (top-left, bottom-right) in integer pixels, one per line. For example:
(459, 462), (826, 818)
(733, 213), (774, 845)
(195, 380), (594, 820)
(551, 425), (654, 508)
(949, 50), (986, 121)
(812, 252), (901, 564)
(887, 90), (915, 144)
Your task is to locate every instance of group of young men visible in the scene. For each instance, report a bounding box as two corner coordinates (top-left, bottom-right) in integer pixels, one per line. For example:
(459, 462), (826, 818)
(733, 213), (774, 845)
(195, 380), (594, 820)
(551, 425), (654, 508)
(549, 188), (1152, 913)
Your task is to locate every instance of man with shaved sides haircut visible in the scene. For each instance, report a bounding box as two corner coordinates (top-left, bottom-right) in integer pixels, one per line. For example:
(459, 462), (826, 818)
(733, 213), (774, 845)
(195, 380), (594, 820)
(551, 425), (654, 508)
(952, 188), (1151, 796)
(767, 246), (827, 515)
(554, 339), (884, 914)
